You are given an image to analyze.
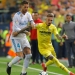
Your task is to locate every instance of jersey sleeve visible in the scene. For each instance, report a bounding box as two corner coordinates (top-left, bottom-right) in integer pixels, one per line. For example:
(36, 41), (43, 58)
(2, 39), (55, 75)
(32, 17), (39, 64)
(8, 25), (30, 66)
(12, 14), (21, 32)
(28, 13), (35, 25)
(52, 26), (58, 35)
(35, 23), (42, 29)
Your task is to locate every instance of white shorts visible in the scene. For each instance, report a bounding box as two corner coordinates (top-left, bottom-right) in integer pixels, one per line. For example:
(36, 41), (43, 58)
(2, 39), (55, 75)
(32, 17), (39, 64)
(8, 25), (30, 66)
(11, 38), (31, 52)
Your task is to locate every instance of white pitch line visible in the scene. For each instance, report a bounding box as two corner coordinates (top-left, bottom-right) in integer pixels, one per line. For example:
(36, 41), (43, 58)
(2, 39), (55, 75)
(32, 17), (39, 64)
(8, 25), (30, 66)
(0, 62), (63, 75)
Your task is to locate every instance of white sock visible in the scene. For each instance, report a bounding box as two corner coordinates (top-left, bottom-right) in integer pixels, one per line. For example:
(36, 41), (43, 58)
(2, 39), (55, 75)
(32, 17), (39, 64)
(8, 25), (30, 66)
(8, 56), (22, 67)
(22, 54), (32, 73)
(69, 71), (71, 74)
(22, 67), (26, 74)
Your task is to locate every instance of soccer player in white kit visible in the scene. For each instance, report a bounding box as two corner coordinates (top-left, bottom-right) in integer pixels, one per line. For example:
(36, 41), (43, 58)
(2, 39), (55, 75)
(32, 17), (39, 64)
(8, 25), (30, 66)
(6, 1), (35, 75)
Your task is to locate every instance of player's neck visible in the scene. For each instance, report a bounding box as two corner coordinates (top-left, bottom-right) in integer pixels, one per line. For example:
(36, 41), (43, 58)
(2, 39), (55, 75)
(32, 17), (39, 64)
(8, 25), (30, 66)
(46, 22), (51, 26)
(21, 10), (27, 15)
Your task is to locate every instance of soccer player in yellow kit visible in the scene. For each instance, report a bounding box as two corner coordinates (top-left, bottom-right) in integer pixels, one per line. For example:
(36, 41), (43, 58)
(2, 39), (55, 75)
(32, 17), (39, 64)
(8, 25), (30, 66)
(31, 13), (75, 75)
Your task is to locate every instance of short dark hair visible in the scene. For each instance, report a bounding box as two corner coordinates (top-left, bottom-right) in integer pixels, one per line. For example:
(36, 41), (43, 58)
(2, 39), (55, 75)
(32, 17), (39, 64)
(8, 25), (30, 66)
(33, 11), (38, 14)
(47, 13), (54, 17)
(33, 11), (39, 15)
(66, 13), (72, 17)
(0, 1), (2, 3)
(21, 0), (29, 5)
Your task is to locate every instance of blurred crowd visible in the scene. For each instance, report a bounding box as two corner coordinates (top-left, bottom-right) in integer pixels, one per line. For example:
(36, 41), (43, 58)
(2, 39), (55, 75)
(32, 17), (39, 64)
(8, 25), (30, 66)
(0, 0), (75, 23)
(0, 0), (75, 66)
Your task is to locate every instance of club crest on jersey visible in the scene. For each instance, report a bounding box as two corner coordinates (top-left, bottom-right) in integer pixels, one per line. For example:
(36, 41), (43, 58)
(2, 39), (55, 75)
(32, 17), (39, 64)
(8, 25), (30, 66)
(15, 20), (18, 24)
(27, 16), (29, 20)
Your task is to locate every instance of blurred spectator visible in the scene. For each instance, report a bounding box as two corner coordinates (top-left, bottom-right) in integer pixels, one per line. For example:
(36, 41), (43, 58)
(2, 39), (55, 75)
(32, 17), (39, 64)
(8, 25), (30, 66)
(54, 9), (65, 27)
(7, 0), (17, 22)
(61, 14), (75, 68)
(30, 11), (43, 64)
(66, 1), (72, 10)
(71, 8), (75, 22)
(49, 4), (58, 13)
(4, 31), (11, 57)
(51, 0), (60, 8)
(56, 22), (66, 59)
(9, 12), (15, 34)
(51, 16), (58, 57)
(0, 1), (4, 23)
(42, 10), (49, 21)
(0, 29), (4, 56)
(2, 27), (9, 40)
(0, 0), (9, 23)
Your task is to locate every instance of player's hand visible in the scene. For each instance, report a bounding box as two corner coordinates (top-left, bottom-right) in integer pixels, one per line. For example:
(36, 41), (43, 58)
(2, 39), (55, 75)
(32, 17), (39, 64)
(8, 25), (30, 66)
(74, 41), (75, 44)
(12, 31), (18, 37)
(60, 42), (63, 46)
(24, 31), (31, 36)
(62, 34), (68, 39)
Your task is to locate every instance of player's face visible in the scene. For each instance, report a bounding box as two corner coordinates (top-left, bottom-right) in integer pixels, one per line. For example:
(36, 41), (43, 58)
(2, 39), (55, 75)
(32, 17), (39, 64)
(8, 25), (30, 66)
(66, 16), (72, 22)
(46, 17), (53, 26)
(21, 4), (29, 13)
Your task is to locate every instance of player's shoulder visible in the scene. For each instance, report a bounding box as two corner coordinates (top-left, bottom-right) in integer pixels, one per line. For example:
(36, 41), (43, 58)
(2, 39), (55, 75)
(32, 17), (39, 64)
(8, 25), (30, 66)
(39, 22), (43, 25)
(71, 21), (75, 25)
(26, 12), (31, 15)
(36, 23), (43, 28)
(38, 22), (44, 26)
(13, 11), (21, 17)
(50, 24), (56, 27)
(16, 11), (21, 15)
(13, 11), (22, 19)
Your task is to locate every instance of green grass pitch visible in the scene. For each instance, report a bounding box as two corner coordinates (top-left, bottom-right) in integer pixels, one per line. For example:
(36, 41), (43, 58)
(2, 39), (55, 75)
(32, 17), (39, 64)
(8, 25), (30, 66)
(0, 57), (75, 75)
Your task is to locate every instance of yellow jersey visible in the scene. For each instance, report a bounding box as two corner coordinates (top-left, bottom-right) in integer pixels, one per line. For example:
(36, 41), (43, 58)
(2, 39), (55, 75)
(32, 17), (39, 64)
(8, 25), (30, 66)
(36, 22), (58, 50)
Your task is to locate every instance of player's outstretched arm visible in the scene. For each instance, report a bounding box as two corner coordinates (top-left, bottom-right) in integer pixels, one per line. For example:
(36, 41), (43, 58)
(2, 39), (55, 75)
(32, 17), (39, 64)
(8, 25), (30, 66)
(56, 34), (63, 42)
(12, 25), (31, 37)
(22, 31), (30, 36)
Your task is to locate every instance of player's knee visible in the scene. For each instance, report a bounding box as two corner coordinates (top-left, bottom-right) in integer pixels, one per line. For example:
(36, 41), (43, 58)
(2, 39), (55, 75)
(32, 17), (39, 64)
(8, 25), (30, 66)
(48, 54), (53, 60)
(17, 56), (23, 60)
(23, 47), (31, 54)
(20, 56), (23, 60)
(25, 54), (32, 59)
(16, 52), (23, 57)
(16, 53), (23, 59)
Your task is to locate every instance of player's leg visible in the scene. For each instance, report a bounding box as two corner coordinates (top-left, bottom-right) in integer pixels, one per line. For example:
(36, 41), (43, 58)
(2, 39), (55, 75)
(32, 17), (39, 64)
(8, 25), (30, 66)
(42, 59), (54, 71)
(39, 49), (54, 72)
(47, 54), (75, 75)
(20, 39), (32, 75)
(44, 47), (57, 67)
(51, 48), (75, 75)
(6, 39), (23, 75)
(41, 48), (75, 75)
(41, 50), (54, 72)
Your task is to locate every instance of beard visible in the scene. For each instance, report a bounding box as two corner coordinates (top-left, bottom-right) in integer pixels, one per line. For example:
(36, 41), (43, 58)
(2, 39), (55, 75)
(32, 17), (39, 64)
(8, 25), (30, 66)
(22, 9), (27, 14)
(48, 23), (51, 26)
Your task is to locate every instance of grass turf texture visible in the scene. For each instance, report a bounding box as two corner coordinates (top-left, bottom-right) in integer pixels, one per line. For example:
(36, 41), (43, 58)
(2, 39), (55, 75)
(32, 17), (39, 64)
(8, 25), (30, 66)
(0, 57), (75, 75)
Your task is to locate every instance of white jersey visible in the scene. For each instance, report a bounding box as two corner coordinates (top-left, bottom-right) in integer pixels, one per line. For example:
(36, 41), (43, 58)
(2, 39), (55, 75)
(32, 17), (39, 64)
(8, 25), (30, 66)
(11, 11), (35, 39)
